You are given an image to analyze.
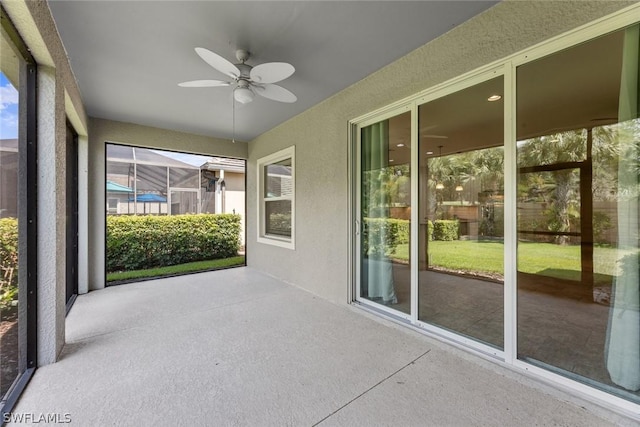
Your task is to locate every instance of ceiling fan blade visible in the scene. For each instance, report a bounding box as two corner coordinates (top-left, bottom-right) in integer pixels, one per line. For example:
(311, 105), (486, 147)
(195, 47), (241, 79)
(254, 84), (297, 103)
(250, 62), (295, 84)
(178, 80), (231, 87)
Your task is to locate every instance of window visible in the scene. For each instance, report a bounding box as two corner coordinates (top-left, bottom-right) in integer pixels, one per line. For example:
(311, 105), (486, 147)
(257, 146), (295, 249)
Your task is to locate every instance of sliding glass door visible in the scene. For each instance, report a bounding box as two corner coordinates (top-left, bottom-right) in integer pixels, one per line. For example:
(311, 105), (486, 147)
(418, 76), (504, 349)
(353, 19), (640, 410)
(357, 109), (412, 315)
(516, 24), (640, 404)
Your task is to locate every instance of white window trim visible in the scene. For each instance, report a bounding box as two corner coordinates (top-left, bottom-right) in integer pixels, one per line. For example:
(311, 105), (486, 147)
(257, 146), (295, 249)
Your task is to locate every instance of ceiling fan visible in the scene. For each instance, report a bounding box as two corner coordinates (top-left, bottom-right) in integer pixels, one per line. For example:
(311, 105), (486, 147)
(179, 48), (297, 104)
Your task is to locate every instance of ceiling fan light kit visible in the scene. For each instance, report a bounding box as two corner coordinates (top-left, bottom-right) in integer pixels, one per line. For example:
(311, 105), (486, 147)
(234, 81), (255, 104)
(179, 48), (297, 104)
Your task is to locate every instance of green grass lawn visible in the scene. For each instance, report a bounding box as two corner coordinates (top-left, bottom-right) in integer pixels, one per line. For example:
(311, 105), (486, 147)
(106, 256), (246, 283)
(393, 241), (628, 285)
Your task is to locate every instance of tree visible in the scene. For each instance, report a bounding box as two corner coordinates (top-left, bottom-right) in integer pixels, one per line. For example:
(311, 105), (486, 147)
(518, 130), (585, 244)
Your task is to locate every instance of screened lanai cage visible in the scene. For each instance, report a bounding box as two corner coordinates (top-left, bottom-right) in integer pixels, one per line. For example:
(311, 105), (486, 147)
(106, 144), (201, 215)
(105, 144), (244, 216)
(105, 144), (246, 281)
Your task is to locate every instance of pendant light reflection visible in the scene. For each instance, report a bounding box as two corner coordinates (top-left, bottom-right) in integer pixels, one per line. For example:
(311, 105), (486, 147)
(435, 145), (444, 190)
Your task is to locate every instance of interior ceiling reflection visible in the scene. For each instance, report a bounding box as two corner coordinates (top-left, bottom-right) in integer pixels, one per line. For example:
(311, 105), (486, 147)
(389, 29), (626, 160)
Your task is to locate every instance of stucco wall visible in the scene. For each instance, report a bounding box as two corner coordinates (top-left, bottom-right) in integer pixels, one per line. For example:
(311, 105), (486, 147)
(246, 1), (635, 304)
(2, 0), (89, 365)
(87, 118), (248, 290)
(221, 172), (246, 246)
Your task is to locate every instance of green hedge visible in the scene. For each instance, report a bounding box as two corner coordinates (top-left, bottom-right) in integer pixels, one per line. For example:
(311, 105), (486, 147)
(362, 218), (411, 255)
(432, 220), (459, 241)
(363, 218), (460, 255)
(0, 218), (18, 308)
(392, 219), (410, 245)
(362, 218), (399, 256)
(107, 214), (241, 272)
(427, 220), (434, 241)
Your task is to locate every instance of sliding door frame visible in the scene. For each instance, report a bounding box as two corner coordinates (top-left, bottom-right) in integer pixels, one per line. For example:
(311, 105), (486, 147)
(349, 3), (640, 418)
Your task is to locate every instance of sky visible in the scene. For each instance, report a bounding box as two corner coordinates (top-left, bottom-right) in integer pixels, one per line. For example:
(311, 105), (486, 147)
(0, 72), (19, 140)
(150, 149), (210, 167)
(0, 69), (213, 166)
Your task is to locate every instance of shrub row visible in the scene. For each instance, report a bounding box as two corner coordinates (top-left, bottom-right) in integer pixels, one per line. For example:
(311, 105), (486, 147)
(363, 218), (460, 255)
(107, 214), (241, 272)
(0, 218), (18, 309)
(432, 220), (460, 241)
(362, 218), (400, 256)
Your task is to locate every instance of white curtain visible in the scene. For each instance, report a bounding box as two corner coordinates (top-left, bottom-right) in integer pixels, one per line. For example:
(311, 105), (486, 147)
(361, 122), (397, 304)
(606, 24), (640, 392)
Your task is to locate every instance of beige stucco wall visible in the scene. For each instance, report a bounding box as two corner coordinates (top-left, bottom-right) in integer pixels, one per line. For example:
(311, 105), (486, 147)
(87, 118), (248, 290)
(222, 171), (246, 246)
(246, 1), (636, 304)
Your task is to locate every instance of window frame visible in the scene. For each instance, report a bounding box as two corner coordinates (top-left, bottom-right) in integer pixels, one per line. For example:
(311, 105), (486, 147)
(257, 146), (295, 249)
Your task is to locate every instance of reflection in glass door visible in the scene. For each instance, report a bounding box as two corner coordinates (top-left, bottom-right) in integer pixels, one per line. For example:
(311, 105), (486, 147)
(352, 19), (640, 409)
(359, 111), (411, 315)
(516, 24), (640, 404)
(418, 76), (504, 349)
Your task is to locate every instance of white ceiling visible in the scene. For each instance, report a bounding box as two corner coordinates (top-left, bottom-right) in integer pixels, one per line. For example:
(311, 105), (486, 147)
(48, 1), (497, 142)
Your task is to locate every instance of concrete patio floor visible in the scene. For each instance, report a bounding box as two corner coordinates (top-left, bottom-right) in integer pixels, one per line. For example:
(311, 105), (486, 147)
(11, 267), (637, 426)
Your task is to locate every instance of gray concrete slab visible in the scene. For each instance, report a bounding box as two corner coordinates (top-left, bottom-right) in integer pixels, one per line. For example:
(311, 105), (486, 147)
(9, 268), (637, 426)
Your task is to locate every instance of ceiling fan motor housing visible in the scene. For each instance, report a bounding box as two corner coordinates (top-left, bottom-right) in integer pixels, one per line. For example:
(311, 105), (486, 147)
(236, 63), (253, 80)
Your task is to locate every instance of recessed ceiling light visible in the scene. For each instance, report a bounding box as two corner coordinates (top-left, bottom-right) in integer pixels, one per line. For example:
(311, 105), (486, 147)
(487, 94), (502, 102)
(426, 151), (434, 155)
(397, 143), (405, 147)
(389, 159), (395, 163)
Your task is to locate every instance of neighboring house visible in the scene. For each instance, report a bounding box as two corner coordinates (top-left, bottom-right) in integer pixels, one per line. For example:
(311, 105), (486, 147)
(0, 139), (17, 218)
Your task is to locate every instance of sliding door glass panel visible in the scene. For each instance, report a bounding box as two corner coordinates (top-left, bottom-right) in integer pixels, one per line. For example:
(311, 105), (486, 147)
(0, 26), (22, 401)
(418, 77), (504, 349)
(517, 25), (640, 404)
(360, 111), (411, 314)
